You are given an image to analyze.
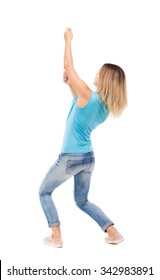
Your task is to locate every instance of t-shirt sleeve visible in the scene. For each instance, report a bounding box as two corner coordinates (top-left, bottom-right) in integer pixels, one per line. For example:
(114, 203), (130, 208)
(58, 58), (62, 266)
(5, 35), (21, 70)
(71, 96), (78, 105)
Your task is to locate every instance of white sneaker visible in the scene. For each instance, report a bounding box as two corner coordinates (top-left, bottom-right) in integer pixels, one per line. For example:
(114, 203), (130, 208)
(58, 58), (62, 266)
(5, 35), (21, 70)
(105, 233), (124, 244)
(43, 236), (63, 248)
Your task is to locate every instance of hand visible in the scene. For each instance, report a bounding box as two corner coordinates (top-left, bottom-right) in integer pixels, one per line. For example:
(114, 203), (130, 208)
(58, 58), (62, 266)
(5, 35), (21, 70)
(64, 28), (73, 42)
(63, 71), (70, 84)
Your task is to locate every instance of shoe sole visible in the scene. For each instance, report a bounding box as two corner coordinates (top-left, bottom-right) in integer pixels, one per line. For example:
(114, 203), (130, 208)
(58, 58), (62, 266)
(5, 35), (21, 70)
(43, 240), (63, 248)
(105, 238), (124, 244)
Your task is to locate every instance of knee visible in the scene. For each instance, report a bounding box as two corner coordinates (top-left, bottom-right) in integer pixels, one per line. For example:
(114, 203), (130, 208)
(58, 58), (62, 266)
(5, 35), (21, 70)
(39, 183), (47, 197)
(39, 187), (44, 198)
(75, 198), (87, 209)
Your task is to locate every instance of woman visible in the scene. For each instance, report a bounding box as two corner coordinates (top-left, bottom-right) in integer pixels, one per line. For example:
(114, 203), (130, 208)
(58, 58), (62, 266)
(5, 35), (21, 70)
(39, 28), (127, 248)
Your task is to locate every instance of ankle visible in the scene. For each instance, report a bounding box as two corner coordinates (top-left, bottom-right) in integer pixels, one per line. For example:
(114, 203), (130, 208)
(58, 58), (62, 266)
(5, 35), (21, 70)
(52, 234), (61, 240)
(106, 225), (119, 237)
(52, 226), (61, 240)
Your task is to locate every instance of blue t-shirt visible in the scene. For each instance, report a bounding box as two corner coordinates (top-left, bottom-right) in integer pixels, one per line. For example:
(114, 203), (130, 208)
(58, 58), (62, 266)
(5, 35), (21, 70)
(61, 91), (109, 153)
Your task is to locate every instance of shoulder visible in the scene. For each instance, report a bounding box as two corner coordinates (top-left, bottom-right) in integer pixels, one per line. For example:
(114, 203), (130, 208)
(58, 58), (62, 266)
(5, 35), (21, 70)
(78, 91), (102, 108)
(91, 91), (109, 113)
(91, 91), (100, 100)
(90, 91), (103, 105)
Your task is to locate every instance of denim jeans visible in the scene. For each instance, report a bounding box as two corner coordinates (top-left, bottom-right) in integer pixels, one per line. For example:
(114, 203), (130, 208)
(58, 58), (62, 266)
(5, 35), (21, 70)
(39, 151), (114, 232)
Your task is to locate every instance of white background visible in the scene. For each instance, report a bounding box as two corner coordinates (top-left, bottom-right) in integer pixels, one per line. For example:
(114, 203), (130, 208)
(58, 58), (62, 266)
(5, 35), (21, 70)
(0, 0), (160, 279)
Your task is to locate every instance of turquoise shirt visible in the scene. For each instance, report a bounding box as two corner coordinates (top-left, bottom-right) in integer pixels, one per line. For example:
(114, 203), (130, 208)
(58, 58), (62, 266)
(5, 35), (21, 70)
(61, 91), (109, 153)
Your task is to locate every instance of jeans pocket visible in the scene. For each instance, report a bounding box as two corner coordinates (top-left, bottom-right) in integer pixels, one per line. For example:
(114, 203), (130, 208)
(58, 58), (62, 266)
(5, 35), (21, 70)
(66, 160), (85, 175)
(84, 158), (95, 173)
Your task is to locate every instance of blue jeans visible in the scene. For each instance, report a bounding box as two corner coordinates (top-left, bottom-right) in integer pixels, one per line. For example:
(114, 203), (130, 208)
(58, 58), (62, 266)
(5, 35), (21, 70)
(39, 151), (114, 232)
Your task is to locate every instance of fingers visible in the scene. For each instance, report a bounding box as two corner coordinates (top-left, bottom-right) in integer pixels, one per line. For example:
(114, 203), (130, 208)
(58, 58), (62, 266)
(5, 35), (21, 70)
(66, 27), (72, 33)
(66, 27), (72, 34)
(63, 71), (68, 80)
(63, 71), (70, 84)
(64, 27), (73, 41)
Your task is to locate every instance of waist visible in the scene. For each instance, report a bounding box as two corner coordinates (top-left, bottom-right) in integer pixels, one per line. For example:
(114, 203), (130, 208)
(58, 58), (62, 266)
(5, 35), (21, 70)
(61, 150), (94, 156)
(61, 138), (93, 154)
(59, 151), (95, 161)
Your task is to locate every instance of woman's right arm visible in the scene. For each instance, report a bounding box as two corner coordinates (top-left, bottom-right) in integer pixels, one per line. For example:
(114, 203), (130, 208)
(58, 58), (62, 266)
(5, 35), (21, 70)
(64, 28), (91, 104)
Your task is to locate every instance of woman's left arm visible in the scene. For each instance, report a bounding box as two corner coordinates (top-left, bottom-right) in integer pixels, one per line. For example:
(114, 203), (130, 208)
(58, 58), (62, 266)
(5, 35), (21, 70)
(64, 28), (91, 103)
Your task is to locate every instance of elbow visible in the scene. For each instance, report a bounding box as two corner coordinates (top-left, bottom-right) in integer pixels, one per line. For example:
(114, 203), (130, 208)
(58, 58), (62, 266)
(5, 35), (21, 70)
(64, 62), (72, 72)
(64, 63), (68, 71)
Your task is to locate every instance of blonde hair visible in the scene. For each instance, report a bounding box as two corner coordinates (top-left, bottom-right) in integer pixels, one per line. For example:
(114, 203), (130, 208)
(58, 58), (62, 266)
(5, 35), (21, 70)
(96, 63), (127, 117)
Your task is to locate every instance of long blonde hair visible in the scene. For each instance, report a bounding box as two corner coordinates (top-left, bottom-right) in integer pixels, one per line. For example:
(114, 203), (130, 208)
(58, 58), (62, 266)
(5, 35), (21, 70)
(96, 63), (127, 116)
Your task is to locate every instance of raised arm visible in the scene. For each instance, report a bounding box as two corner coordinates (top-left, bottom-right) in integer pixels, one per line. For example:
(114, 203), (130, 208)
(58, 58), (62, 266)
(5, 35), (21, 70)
(63, 71), (77, 97)
(64, 28), (91, 105)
